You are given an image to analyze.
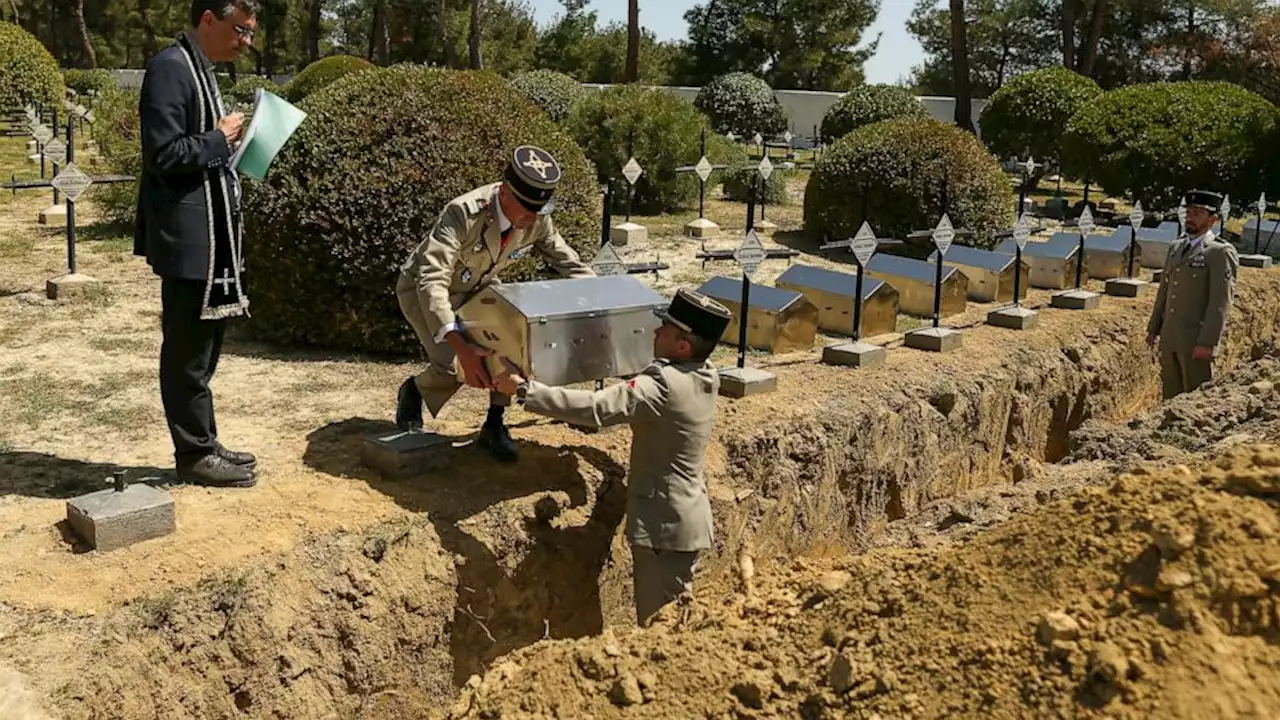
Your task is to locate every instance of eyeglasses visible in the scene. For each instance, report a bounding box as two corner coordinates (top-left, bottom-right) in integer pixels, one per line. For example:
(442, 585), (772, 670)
(232, 23), (255, 40)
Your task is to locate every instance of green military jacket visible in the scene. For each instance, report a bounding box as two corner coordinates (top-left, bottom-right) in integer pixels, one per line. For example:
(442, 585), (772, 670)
(1147, 231), (1238, 355)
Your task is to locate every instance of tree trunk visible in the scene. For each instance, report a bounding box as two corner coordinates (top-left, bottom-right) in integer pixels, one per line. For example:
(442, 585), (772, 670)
(996, 36), (1010, 88)
(9, 0), (21, 26)
(625, 0), (639, 83)
(950, 0), (974, 133)
(73, 0), (95, 68)
(1182, 3), (1195, 80)
(1061, 0), (1076, 69)
(1077, 0), (1108, 76)
(438, 0), (460, 68)
(367, 0), (384, 62)
(308, 0), (322, 63)
(468, 0), (482, 69)
(138, 0), (158, 61)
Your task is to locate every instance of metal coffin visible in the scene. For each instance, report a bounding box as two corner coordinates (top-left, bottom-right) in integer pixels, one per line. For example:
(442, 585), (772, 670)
(927, 245), (1029, 303)
(774, 264), (900, 337)
(695, 276), (818, 353)
(1083, 231), (1133, 279)
(865, 254), (968, 318)
(994, 235), (1080, 290)
(456, 276), (665, 386)
(1241, 219), (1280, 256)
(1136, 222), (1181, 268)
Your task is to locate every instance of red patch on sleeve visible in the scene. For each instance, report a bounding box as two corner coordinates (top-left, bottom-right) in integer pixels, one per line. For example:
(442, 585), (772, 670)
(627, 379), (637, 388)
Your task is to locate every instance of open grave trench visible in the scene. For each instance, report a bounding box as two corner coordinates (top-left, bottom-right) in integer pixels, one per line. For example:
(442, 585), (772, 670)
(5, 270), (1280, 720)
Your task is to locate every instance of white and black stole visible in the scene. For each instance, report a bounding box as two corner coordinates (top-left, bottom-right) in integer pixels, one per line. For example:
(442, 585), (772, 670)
(175, 34), (250, 320)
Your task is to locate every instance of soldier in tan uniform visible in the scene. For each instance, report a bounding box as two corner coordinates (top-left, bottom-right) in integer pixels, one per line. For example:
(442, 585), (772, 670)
(395, 146), (595, 461)
(1147, 189), (1239, 399)
(494, 288), (733, 625)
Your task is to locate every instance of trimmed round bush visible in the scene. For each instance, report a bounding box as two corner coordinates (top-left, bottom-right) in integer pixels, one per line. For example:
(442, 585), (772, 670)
(63, 68), (116, 96)
(0, 24), (64, 109)
(720, 157), (790, 205)
(980, 67), (1101, 164)
(92, 87), (142, 226)
(227, 75), (278, 107)
(820, 84), (927, 143)
(282, 54), (374, 103)
(1062, 81), (1279, 210)
(243, 65), (600, 355)
(566, 84), (737, 213)
(694, 72), (787, 140)
(510, 69), (587, 123)
(804, 117), (1013, 248)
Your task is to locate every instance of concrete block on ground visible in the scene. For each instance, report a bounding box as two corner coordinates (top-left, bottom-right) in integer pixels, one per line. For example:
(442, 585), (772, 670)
(610, 222), (647, 247)
(684, 217), (719, 238)
(904, 326), (963, 353)
(753, 219), (778, 236)
(986, 306), (1039, 330)
(38, 204), (66, 225)
(1050, 289), (1101, 310)
(1104, 278), (1149, 297)
(361, 429), (452, 479)
(46, 273), (101, 300)
(66, 484), (175, 552)
(718, 366), (777, 398)
(821, 341), (887, 368)
(1152, 269), (1163, 284)
(1240, 254), (1273, 269)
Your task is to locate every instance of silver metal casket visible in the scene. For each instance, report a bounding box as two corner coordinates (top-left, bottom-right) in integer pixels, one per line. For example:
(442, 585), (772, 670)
(865, 254), (968, 318)
(1240, 219), (1279, 257)
(1136, 222), (1181, 268)
(927, 244), (1030, 303)
(1083, 230), (1134, 279)
(774, 264), (899, 337)
(696, 276), (818, 353)
(995, 234), (1080, 290)
(456, 276), (665, 386)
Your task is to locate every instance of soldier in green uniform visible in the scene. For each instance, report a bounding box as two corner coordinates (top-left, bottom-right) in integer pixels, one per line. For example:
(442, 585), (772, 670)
(1147, 189), (1239, 399)
(395, 145), (595, 461)
(493, 288), (733, 625)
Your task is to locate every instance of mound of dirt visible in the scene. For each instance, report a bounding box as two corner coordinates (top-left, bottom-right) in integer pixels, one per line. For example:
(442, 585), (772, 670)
(448, 443), (1280, 719)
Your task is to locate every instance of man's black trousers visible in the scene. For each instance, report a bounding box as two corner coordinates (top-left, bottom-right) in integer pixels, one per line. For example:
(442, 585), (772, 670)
(159, 278), (225, 466)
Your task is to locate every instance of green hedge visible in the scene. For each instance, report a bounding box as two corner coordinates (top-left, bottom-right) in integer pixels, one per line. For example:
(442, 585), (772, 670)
(243, 65), (600, 355)
(980, 67), (1102, 165)
(720, 157), (790, 205)
(804, 117), (1013, 247)
(63, 68), (116, 96)
(566, 84), (737, 214)
(694, 72), (787, 141)
(0, 24), (64, 109)
(1062, 81), (1279, 209)
(282, 55), (374, 103)
(90, 87), (142, 226)
(227, 75), (279, 108)
(820, 84), (927, 143)
(510, 69), (587, 123)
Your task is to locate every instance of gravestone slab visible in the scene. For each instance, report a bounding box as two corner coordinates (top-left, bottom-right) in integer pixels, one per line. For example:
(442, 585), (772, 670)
(822, 341), (886, 368)
(1104, 277), (1149, 297)
(718, 366), (777, 398)
(1050, 289), (1101, 310)
(46, 272), (102, 300)
(39, 203), (67, 225)
(361, 430), (452, 479)
(684, 217), (720, 238)
(986, 306), (1039, 330)
(66, 483), (175, 552)
(1240, 254), (1273, 269)
(905, 326), (962, 353)
(610, 221), (647, 246)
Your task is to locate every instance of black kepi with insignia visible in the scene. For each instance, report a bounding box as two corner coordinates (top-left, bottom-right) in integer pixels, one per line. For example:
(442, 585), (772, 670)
(655, 288), (733, 341)
(1185, 189), (1223, 213)
(505, 145), (562, 216)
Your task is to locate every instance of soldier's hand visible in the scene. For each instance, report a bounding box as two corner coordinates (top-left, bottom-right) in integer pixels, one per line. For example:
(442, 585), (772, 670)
(493, 359), (526, 397)
(1146, 333), (1157, 347)
(1192, 345), (1213, 361)
(447, 332), (493, 389)
(217, 113), (246, 143)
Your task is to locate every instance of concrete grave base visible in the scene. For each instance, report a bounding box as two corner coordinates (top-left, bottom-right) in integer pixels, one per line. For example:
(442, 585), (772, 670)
(1050, 289), (1101, 310)
(26, 139), (36, 152)
(361, 430), (453, 479)
(905, 326), (963, 353)
(1152, 269), (1163, 284)
(684, 217), (720, 238)
(610, 222), (647, 247)
(718, 366), (777, 398)
(821, 341), (887, 368)
(986, 306), (1039, 330)
(38, 204), (66, 225)
(66, 484), (175, 552)
(46, 273), (101, 300)
(1104, 278), (1150, 297)
(753, 219), (779, 236)
(1240, 254), (1273, 269)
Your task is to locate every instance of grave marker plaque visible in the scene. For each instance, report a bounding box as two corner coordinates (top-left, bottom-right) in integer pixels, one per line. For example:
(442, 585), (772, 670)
(816, 221), (891, 367)
(1050, 205), (1102, 310)
(1240, 192), (1273, 268)
(1105, 200), (1152, 296)
(51, 162), (92, 202)
(905, 212), (967, 352)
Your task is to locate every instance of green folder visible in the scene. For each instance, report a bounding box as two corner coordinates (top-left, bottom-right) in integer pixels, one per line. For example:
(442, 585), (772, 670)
(230, 89), (307, 181)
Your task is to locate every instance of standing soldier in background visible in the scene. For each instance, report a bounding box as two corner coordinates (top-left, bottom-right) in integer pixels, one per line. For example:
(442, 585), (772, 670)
(1147, 190), (1239, 399)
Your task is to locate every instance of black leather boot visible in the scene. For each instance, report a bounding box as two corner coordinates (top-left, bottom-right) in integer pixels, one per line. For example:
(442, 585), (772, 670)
(396, 377), (424, 431)
(477, 420), (518, 463)
(177, 454), (257, 488)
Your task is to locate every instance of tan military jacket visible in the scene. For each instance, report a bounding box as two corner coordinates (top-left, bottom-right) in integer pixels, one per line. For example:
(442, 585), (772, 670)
(522, 359), (719, 552)
(400, 182), (594, 340)
(1147, 231), (1238, 354)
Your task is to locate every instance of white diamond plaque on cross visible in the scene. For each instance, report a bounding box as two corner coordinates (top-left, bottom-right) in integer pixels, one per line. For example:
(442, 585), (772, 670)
(851, 222), (878, 266)
(734, 229), (767, 278)
(757, 155), (774, 181)
(1129, 201), (1144, 229)
(1077, 205), (1095, 234)
(84, 108), (95, 124)
(1259, 193), (1268, 215)
(622, 157), (643, 186)
(932, 214), (955, 255)
(590, 243), (626, 276)
(1012, 213), (1031, 250)
(1221, 195), (1232, 220)
(44, 137), (66, 165)
(51, 162), (93, 202)
(694, 156), (713, 183)
(1177, 198), (1187, 229)
(783, 131), (792, 144)
(73, 104), (88, 118)
(33, 125), (52, 145)
(752, 132), (763, 146)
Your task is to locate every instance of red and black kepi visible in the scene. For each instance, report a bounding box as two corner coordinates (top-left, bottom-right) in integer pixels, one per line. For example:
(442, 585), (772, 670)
(504, 145), (562, 216)
(655, 288), (733, 342)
